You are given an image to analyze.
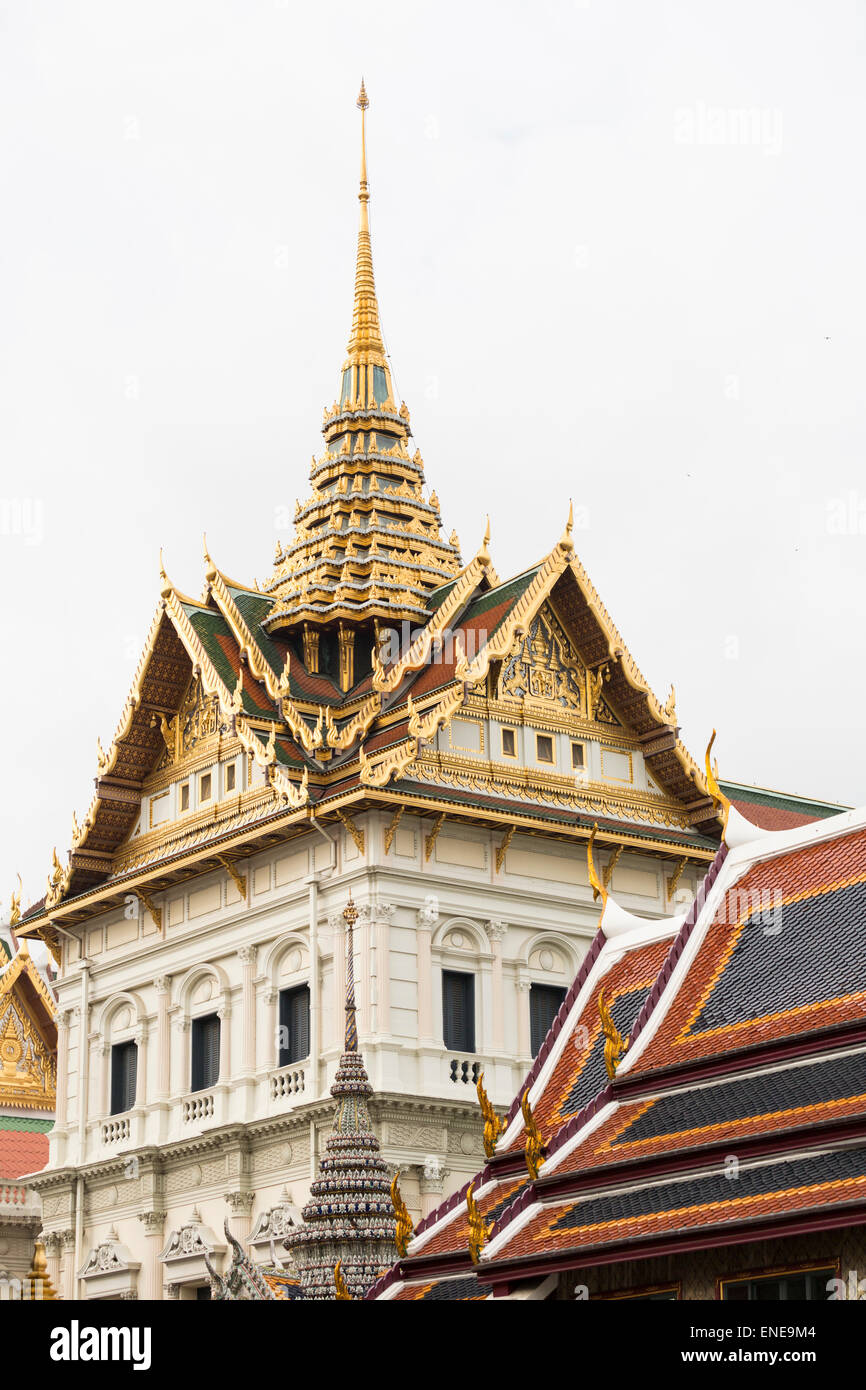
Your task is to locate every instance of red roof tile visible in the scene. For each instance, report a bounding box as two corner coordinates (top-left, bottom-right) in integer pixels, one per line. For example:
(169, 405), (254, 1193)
(0, 1128), (49, 1180)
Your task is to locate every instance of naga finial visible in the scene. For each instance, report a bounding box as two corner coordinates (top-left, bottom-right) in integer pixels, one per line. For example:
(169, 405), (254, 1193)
(466, 1182), (491, 1265)
(587, 822), (607, 909)
(521, 1092), (545, 1181)
(476, 1070), (505, 1158)
(10, 874), (22, 928)
(599, 988), (628, 1079)
(334, 1260), (353, 1299)
(704, 729), (731, 832)
(664, 683), (677, 722)
(390, 1173), (414, 1258)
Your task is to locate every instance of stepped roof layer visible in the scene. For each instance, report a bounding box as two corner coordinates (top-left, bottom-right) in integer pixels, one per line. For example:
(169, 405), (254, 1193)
(368, 801), (866, 1298)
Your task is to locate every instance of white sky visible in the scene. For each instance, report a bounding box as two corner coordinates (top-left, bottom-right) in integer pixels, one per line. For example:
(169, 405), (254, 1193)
(2, 0), (865, 912)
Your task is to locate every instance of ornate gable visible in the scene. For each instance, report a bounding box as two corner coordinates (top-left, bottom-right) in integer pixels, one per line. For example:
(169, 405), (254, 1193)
(0, 946), (56, 1112)
(497, 601), (620, 726)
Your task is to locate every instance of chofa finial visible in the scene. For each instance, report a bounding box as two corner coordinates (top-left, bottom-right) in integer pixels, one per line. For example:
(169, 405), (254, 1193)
(704, 729), (732, 832)
(559, 499), (575, 554)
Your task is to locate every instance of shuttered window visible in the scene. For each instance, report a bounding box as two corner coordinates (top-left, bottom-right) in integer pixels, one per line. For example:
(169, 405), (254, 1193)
(191, 1013), (221, 1092)
(110, 1040), (137, 1114)
(442, 970), (475, 1053)
(530, 984), (567, 1057)
(278, 984), (310, 1066)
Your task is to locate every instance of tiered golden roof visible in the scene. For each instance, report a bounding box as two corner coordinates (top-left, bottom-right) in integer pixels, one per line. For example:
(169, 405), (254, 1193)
(263, 84), (462, 642)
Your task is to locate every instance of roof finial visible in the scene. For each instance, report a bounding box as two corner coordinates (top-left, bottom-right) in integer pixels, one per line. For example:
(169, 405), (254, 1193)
(704, 729), (732, 833)
(559, 499), (575, 554)
(347, 81), (385, 361)
(342, 892), (359, 1052)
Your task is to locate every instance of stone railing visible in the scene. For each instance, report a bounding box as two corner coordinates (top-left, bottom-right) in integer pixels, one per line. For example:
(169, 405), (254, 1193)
(269, 1063), (307, 1102)
(101, 1117), (131, 1145)
(448, 1055), (485, 1087)
(182, 1092), (215, 1124)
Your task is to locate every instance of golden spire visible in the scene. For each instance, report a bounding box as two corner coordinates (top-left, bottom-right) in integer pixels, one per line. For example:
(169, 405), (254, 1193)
(347, 80), (385, 364)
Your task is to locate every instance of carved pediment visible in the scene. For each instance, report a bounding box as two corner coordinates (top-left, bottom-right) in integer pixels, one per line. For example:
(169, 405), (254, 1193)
(497, 604), (585, 712)
(497, 603), (622, 726)
(155, 674), (228, 770)
(0, 998), (55, 1108)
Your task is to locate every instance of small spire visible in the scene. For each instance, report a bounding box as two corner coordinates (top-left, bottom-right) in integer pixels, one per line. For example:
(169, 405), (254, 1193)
(343, 892), (359, 1052)
(559, 499), (575, 554)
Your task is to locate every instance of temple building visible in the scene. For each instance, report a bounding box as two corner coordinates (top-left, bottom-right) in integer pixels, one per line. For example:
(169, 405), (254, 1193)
(369, 769), (866, 1301)
(0, 906), (56, 1289)
(14, 87), (849, 1301)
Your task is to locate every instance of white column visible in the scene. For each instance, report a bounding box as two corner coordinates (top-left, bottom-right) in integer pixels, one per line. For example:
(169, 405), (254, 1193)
(416, 899), (439, 1044)
(238, 947), (257, 1076)
(54, 1010), (71, 1128)
(516, 977), (531, 1064)
(137, 1212), (166, 1301)
(134, 1024), (148, 1108)
(154, 977), (171, 1100)
(218, 1001), (231, 1085)
(485, 920), (506, 1054)
(329, 911), (345, 1050)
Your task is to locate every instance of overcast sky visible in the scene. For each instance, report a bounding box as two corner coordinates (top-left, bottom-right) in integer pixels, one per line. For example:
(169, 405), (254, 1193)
(2, 0), (865, 912)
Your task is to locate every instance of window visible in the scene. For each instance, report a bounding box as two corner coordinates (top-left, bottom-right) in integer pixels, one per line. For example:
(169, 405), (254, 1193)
(200, 772), (212, 803)
(501, 728), (517, 758)
(536, 733), (554, 764)
(195, 1285), (212, 1301)
(721, 1268), (834, 1301)
(442, 970), (475, 1052)
(571, 742), (585, 770)
(191, 1013), (221, 1092)
(530, 984), (567, 1056)
(278, 984), (310, 1066)
(110, 1039), (137, 1114)
(225, 762), (236, 793)
(180, 782), (190, 813)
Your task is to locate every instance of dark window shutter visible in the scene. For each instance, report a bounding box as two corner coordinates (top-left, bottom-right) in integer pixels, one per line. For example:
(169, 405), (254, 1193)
(530, 984), (567, 1057)
(278, 985), (310, 1066)
(442, 970), (475, 1053)
(191, 1013), (221, 1092)
(110, 1040), (138, 1114)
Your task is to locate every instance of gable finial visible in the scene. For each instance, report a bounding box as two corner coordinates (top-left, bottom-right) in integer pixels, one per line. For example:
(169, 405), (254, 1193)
(704, 729), (732, 832)
(599, 987), (629, 1079)
(476, 1069), (505, 1157)
(587, 822), (608, 910)
(559, 498), (575, 554)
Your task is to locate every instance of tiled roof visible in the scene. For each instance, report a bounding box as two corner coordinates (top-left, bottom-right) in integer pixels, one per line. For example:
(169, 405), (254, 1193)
(555, 1049), (866, 1176)
(0, 1126), (50, 1179)
(627, 824), (866, 1078)
(500, 1145), (866, 1259)
(508, 937), (672, 1147)
(392, 1274), (493, 1301)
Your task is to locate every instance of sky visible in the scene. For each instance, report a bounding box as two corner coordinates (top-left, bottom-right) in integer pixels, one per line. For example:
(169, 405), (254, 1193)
(1, 0), (865, 913)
